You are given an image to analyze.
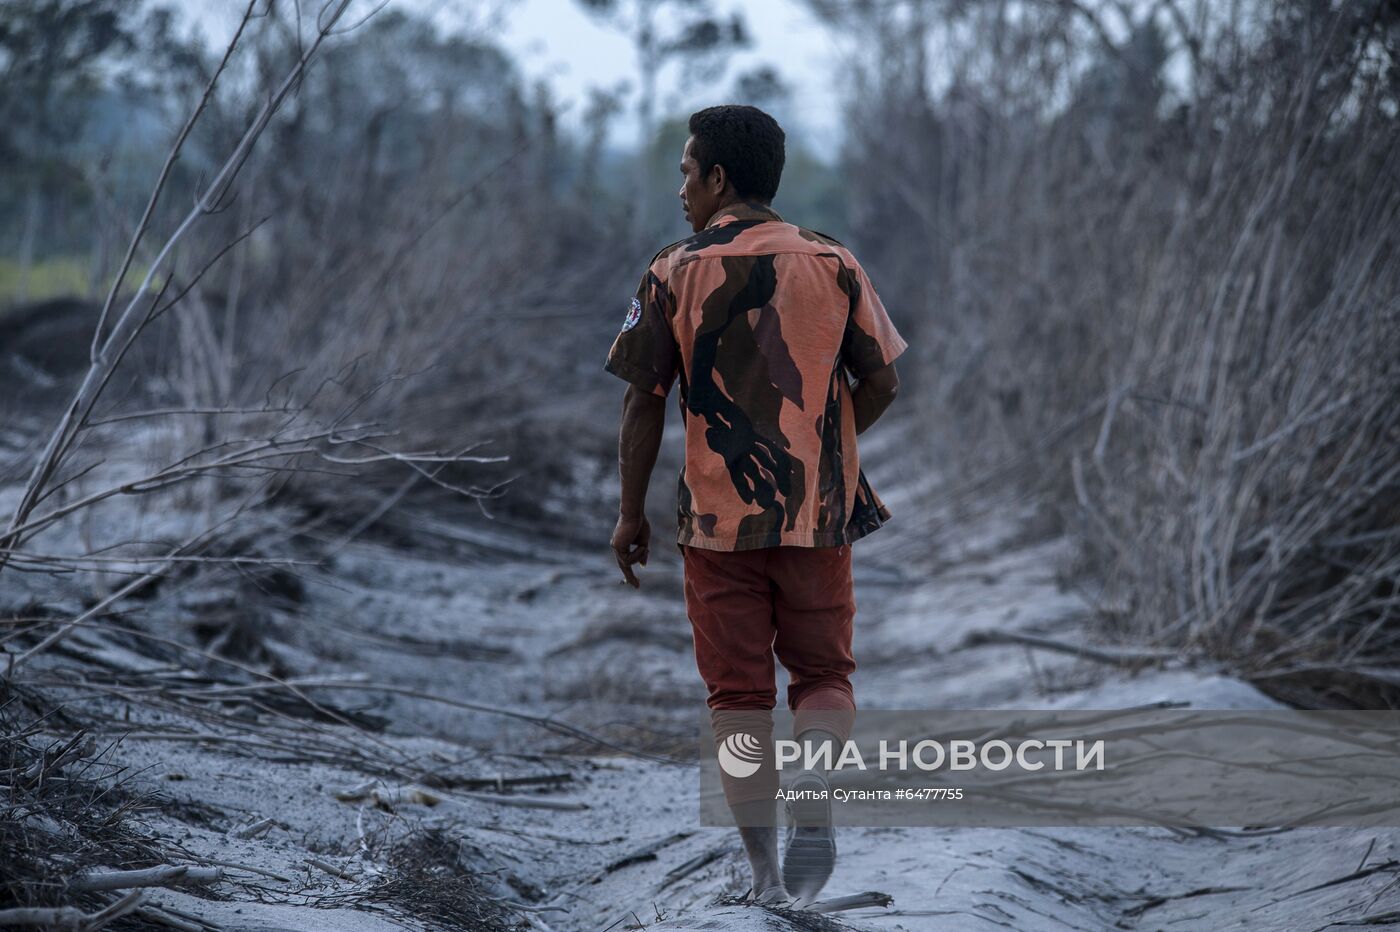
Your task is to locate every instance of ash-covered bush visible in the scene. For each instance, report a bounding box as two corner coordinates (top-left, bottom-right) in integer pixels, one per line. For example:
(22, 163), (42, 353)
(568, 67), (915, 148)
(820, 0), (1400, 694)
(0, 688), (162, 920)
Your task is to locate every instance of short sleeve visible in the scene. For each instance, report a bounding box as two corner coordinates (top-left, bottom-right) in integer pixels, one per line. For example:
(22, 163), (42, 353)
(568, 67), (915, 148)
(604, 266), (679, 398)
(841, 260), (908, 380)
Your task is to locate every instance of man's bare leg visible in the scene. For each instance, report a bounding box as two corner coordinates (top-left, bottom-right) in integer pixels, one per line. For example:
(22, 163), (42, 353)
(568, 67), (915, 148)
(731, 798), (788, 903)
(783, 727), (841, 904)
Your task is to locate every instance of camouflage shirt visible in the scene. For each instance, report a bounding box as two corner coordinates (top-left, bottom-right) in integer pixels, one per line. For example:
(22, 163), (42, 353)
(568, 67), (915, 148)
(604, 202), (908, 552)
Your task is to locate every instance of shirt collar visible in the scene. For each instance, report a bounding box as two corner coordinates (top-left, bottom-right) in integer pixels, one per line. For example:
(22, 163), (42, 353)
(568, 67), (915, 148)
(704, 200), (783, 229)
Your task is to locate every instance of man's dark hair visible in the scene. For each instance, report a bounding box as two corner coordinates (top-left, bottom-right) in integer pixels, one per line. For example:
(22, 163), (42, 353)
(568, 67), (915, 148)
(687, 105), (786, 203)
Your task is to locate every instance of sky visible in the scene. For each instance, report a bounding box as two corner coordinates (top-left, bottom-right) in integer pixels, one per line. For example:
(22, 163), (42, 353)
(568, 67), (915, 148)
(183, 0), (845, 152)
(493, 0), (842, 149)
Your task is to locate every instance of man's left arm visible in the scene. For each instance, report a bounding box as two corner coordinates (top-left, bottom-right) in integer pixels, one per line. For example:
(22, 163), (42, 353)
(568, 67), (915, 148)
(842, 257), (908, 435)
(852, 360), (900, 434)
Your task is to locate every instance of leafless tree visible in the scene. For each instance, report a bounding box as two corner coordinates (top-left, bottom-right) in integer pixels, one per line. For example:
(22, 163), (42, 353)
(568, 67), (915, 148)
(809, 0), (1400, 702)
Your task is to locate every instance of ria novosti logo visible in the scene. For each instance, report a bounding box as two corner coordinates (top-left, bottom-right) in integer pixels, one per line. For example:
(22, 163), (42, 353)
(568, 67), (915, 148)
(717, 732), (765, 778)
(715, 733), (1107, 777)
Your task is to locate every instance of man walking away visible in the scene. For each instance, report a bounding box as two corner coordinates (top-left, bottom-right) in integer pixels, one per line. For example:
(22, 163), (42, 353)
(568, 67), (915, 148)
(604, 104), (906, 907)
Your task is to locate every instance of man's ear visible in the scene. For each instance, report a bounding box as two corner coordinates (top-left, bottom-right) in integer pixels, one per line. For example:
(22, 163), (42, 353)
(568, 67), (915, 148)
(708, 161), (727, 194)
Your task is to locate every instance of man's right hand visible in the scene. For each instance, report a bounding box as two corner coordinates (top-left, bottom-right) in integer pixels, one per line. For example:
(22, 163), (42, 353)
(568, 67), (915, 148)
(611, 513), (651, 589)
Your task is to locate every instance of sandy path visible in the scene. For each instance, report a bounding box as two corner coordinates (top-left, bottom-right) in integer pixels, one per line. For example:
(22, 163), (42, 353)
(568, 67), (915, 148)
(15, 477), (1399, 930)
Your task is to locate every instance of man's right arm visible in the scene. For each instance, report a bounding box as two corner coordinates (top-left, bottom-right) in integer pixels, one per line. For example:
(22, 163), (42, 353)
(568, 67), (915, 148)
(852, 360), (899, 434)
(603, 258), (679, 587)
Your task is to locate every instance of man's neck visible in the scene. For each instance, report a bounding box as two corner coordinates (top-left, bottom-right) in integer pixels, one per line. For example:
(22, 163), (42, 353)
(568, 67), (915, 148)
(710, 194), (750, 218)
(704, 198), (780, 229)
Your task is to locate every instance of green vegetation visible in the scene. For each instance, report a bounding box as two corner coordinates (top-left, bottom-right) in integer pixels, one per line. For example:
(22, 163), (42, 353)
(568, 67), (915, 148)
(0, 256), (156, 310)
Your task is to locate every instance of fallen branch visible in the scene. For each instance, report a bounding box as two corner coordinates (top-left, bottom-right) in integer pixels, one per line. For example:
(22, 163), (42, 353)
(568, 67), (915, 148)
(21, 732), (95, 782)
(457, 790), (588, 811)
(1266, 859), (1400, 906)
(605, 831), (693, 875)
(184, 855), (290, 883)
(0, 890), (147, 930)
(132, 906), (204, 932)
(334, 780), (588, 812)
(306, 857), (359, 881)
(230, 816), (275, 840)
(659, 843), (733, 888)
(959, 629), (1178, 667)
(807, 890), (896, 913)
(1312, 909), (1400, 930)
(69, 865), (223, 893)
(1121, 885), (1250, 918)
(150, 676), (685, 765)
(489, 899), (569, 915)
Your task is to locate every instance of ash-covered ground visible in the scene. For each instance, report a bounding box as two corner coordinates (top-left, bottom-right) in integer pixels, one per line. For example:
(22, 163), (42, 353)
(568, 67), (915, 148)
(3, 419), (1399, 932)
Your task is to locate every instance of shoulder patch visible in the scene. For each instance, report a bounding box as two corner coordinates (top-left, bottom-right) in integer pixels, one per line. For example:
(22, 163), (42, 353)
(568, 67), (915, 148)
(621, 296), (642, 332)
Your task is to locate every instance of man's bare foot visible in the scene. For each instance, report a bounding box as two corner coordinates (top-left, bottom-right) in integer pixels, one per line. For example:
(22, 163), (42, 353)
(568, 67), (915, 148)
(782, 769), (836, 902)
(752, 882), (795, 906)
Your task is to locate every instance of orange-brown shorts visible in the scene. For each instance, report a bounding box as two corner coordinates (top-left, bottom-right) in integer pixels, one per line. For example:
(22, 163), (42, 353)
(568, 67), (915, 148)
(682, 543), (858, 804)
